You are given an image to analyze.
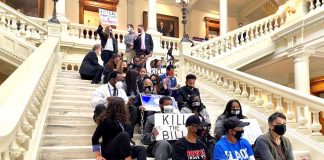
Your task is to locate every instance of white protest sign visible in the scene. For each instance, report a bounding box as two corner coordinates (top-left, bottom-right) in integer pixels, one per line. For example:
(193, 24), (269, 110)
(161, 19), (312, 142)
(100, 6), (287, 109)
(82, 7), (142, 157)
(241, 119), (263, 144)
(154, 113), (193, 141)
(98, 8), (118, 26)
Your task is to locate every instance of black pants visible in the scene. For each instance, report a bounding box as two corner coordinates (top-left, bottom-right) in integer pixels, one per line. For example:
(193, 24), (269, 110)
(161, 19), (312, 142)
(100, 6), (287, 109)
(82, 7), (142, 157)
(101, 50), (114, 67)
(128, 105), (137, 139)
(102, 132), (146, 160)
(80, 66), (103, 83)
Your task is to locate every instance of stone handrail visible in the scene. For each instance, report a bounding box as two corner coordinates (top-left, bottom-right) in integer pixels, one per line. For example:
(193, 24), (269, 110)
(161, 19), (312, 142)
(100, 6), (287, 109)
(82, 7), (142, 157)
(183, 54), (324, 137)
(0, 37), (59, 159)
(0, 2), (47, 43)
(189, 8), (288, 62)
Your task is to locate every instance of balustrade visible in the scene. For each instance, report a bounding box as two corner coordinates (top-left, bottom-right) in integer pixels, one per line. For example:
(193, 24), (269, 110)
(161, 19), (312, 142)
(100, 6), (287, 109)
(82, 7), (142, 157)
(309, 0), (324, 11)
(183, 55), (324, 141)
(160, 36), (180, 52)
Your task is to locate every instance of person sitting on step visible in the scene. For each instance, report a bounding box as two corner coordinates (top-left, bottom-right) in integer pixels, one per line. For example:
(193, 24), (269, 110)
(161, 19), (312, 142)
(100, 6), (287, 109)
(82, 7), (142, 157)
(214, 99), (247, 141)
(176, 74), (201, 110)
(79, 44), (104, 84)
(103, 54), (121, 84)
(92, 97), (146, 160)
(142, 96), (175, 160)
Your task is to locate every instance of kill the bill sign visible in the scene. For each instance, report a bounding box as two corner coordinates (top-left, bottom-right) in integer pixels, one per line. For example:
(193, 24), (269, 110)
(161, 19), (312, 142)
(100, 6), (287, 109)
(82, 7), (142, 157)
(98, 8), (118, 26)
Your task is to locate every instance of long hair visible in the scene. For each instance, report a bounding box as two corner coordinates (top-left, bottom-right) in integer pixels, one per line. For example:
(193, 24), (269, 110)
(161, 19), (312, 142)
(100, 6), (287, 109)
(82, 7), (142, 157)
(117, 60), (128, 73)
(103, 97), (130, 125)
(188, 95), (204, 112)
(107, 55), (121, 71)
(125, 69), (139, 96)
(150, 74), (161, 92)
(104, 25), (112, 38)
(221, 99), (245, 119)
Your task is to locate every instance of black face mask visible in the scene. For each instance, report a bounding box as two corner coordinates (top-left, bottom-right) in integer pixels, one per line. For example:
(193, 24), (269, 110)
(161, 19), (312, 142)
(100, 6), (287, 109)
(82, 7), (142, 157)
(187, 85), (194, 91)
(273, 124), (286, 135)
(152, 80), (158, 85)
(195, 128), (205, 137)
(123, 67), (128, 73)
(233, 130), (244, 140)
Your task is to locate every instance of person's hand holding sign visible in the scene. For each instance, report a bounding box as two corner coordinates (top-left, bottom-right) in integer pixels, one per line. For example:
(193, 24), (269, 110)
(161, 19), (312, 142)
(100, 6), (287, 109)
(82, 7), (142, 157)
(152, 127), (159, 137)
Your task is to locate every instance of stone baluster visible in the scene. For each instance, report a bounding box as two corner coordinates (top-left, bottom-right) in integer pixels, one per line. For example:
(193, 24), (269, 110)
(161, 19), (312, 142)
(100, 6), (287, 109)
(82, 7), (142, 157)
(280, 14), (285, 26)
(274, 16), (279, 30)
(30, 26), (37, 40)
(238, 31), (242, 45)
(228, 79), (235, 93)
(264, 21), (269, 34)
(265, 92), (273, 114)
(75, 27), (80, 38)
(19, 21), (26, 38)
(25, 26), (32, 39)
(256, 89), (264, 110)
(241, 83), (248, 99)
(85, 28), (90, 39)
(203, 69), (209, 79)
(285, 100), (295, 123)
(0, 10), (7, 29)
(259, 23), (264, 36)
(222, 77), (229, 90)
(275, 96), (284, 112)
(311, 110), (322, 136)
(251, 26), (256, 40)
(10, 16), (18, 34)
(234, 80), (241, 96)
(217, 74), (223, 86)
(248, 86), (256, 103)
(297, 106), (308, 129)
(309, 0), (315, 11)
(5, 14), (12, 32)
(244, 29), (249, 43)
(227, 35), (233, 50)
(315, 0), (321, 10)
(269, 18), (274, 31)
(9, 139), (22, 159)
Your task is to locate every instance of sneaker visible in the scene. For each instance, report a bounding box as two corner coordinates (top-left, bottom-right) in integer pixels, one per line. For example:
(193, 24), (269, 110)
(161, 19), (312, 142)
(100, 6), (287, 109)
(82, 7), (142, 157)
(130, 139), (136, 146)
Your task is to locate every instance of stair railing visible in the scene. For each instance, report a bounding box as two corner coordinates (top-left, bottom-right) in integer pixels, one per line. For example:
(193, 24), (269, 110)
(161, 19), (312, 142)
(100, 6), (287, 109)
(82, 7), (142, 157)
(0, 2), (47, 44)
(0, 36), (60, 160)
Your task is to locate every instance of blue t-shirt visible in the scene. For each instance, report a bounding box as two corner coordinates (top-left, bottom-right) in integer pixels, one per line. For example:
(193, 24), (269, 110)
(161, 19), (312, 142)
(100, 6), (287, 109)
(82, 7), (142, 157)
(213, 136), (254, 160)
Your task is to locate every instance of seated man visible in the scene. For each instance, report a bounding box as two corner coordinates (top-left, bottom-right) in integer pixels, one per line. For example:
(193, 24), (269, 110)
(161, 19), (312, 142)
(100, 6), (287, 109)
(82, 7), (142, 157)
(176, 74), (200, 110)
(213, 117), (255, 160)
(172, 115), (211, 160)
(142, 96), (175, 160)
(79, 44), (104, 84)
(159, 65), (179, 96)
(254, 112), (293, 160)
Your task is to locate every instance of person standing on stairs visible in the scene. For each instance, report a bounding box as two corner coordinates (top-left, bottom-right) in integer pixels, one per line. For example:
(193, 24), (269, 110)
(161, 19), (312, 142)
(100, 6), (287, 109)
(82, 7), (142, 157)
(213, 116), (255, 160)
(97, 24), (118, 67)
(134, 24), (154, 56)
(172, 115), (211, 160)
(214, 99), (247, 141)
(176, 74), (201, 110)
(124, 24), (137, 63)
(253, 112), (293, 160)
(79, 44), (104, 84)
(142, 96), (175, 160)
(92, 97), (147, 160)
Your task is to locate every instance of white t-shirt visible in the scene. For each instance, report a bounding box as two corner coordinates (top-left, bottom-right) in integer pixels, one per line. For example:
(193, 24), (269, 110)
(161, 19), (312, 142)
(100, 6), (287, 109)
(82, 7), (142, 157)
(103, 38), (114, 51)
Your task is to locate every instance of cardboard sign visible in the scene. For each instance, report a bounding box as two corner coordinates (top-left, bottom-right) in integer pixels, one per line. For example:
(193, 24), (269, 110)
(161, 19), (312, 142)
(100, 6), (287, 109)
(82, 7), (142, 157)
(154, 113), (193, 141)
(98, 8), (118, 26)
(241, 119), (263, 144)
(140, 94), (178, 112)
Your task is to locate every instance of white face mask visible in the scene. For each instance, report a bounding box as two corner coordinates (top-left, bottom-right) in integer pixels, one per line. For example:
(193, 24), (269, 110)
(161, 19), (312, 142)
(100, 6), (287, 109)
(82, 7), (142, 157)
(115, 81), (123, 89)
(127, 27), (132, 33)
(231, 109), (240, 115)
(97, 50), (101, 56)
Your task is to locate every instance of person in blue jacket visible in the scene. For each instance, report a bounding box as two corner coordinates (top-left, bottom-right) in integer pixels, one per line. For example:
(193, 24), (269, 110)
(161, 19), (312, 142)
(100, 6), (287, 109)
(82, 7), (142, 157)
(213, 116), (255, 160)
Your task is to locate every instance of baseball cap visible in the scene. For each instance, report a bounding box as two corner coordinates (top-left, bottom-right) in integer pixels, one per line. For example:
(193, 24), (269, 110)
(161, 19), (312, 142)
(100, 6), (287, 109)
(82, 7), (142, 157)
(224, 116), (250, 131)
(185, 115), (210, 127)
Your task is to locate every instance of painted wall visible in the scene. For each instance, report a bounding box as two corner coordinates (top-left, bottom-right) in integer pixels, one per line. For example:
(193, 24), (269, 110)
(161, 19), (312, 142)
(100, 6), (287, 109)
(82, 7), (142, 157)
(43, 0), (237, 38)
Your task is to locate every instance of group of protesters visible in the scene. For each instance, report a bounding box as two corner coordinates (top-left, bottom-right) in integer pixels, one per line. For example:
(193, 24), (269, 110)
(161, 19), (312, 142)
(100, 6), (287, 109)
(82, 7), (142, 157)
(79, 23), (294, 160)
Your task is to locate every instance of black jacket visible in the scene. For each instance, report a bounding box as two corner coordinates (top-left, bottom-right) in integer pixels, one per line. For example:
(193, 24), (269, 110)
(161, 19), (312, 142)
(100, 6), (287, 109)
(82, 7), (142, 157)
(134, 33), (154, 54)
(79, 51), (101, 76)
(97, 25), (118, 54)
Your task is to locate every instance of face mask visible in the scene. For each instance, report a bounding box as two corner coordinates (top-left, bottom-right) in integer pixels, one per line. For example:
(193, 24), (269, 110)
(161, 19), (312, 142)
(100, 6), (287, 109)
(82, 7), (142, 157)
(144, 86), (152, 93)
(273, 124), (286, 136)
(168, 71), (174, 77)
(192, 101), (200, 107)
(163, 105), (174, 113)
(97, 50), (101, 56)
(187, 85), (194, 90)
(127, 27), (132, 33)
(195, 128), (205, 137)
(115, 81), (123, 89)
(123, 67), (128, 73)
(231, 109), (240, 115)
(233, 130), (244, 140)
(152, 80), (158, 85)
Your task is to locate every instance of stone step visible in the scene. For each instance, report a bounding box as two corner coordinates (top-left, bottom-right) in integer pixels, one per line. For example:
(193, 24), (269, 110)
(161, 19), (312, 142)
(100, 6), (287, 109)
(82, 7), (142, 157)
(40, 146), (93, 159)
(56, 80), (101, 87)
(56, 76), (92, 83)
(49, 107), (94, 115)
(47, 115), (93, 124)
(51, 99), (92, 107)
(45, 124), (96, 135)
(57, 73), (83, 79)
(54, 88), (94, 95)
(55, 84), (98, 91)
(52, 94), (92, 101)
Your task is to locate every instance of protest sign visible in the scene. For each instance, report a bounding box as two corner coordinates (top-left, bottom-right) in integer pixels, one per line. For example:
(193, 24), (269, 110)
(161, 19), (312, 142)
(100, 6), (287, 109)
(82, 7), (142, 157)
(241, 119), (263, 144)
(98, 8), (118, 26)
(140, 94), (178, 112)
(154, 113), (193, 141)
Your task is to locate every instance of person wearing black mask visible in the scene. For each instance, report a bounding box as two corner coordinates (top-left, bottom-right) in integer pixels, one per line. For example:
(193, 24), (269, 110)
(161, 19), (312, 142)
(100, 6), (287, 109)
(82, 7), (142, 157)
(130, 56), (142, 70)
(254, 112), (293, 160)
(180, 95), (210, 123)
(214, 99), (247, 140)
(213, 116), (255, 160)
(176, 74), (201, 110)
(150, 74), (161, 94)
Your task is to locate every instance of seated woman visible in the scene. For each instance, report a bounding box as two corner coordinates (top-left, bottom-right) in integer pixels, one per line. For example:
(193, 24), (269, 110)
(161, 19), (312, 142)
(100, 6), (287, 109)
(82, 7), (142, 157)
(180, 95), (210, 123)
(254, 112), (293, 160)
(117, 60), (128, 81)
(150, 74), (161, 94)
(92, 97), (146, 160)
(103, 55), (121, 84)
(79, 44), (103, 84)
(214, 99), (246, 141)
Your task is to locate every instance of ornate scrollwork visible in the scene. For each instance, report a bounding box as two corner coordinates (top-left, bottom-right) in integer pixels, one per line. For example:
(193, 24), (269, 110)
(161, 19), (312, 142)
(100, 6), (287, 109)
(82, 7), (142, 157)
(9, 139), (22, 159)
(16, 128), (30, 146)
